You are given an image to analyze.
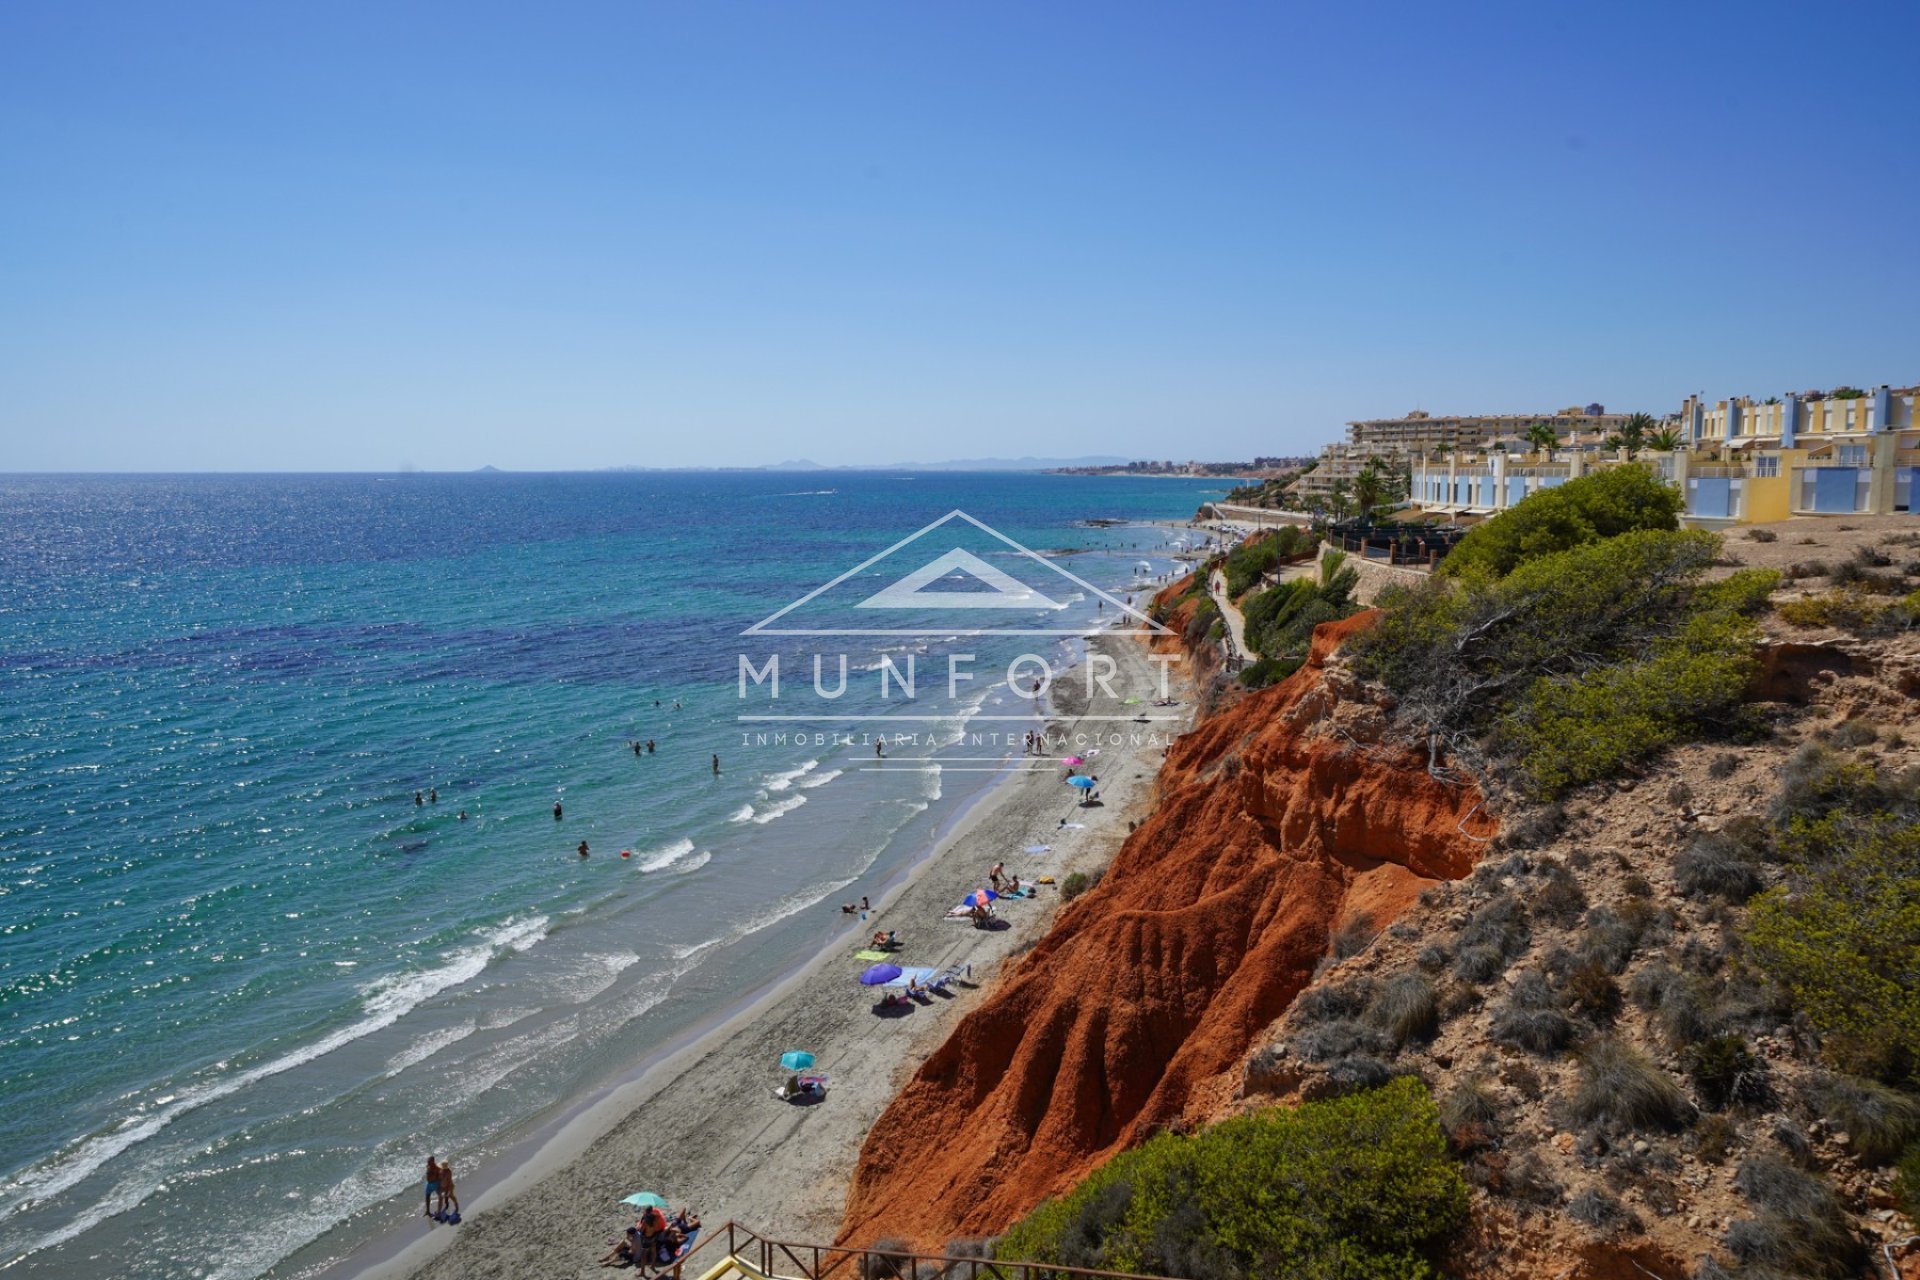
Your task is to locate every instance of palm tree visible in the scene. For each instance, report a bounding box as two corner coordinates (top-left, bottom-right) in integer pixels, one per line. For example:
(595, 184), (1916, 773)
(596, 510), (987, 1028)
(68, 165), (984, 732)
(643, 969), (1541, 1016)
(1605, 411), (1656, 456)
(1647, 426), (1685, 452)
(1524, 421), (1559, 457)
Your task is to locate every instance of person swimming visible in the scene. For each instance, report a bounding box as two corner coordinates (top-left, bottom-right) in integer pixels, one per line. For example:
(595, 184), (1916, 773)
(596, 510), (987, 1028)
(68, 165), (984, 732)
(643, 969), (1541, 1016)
(553, 800), (563, 820)
(578, 840), (589, 858)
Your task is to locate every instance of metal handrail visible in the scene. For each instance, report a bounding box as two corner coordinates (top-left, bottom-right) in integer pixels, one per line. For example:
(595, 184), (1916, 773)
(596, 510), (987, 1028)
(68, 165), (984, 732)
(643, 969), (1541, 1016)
(657, 1221), (1176, 1280)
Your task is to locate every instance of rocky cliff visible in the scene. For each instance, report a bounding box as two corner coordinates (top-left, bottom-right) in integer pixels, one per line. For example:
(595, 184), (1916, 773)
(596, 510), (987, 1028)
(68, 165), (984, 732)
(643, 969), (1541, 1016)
(837, 605), (1495, 1248)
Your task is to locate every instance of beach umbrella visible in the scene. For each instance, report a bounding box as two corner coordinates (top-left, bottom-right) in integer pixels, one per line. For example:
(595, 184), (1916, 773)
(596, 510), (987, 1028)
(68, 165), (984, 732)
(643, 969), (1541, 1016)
(965, 888), (999, 909)
(859, 963), (903, 986)
(1062, 755), (1084, 765)
(779, 1050), (815, 1071)
(1067, 776), (1095, 790)
(620, 1191), (669, 1209)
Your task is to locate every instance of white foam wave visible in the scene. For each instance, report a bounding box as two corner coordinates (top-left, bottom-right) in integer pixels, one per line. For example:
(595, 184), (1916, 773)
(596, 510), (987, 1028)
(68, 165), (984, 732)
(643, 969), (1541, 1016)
(798, 768), (842, 789)
(763, 759), (819, 791)
(637, 837), (696, 871)
(0, 915), (549, 1229)
(751, 794), (806, 824)
(727, 803), (754, 823)
(381, 1021), (477, 1078)
(673, 850), (712, 874)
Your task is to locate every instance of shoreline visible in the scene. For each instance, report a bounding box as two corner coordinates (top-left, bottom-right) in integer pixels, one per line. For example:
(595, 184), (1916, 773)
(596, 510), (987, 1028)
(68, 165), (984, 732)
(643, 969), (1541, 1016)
(346, 634), (1190, 1280)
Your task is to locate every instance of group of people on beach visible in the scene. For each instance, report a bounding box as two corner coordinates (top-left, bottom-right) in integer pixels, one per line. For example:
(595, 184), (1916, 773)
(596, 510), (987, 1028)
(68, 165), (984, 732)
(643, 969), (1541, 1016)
(598, 1204), (700, 1270)
(421, 1156), (460, 1223)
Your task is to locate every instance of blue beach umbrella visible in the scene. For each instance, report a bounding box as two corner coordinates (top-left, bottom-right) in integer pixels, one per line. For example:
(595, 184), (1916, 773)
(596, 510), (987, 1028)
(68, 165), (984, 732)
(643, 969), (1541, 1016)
(1067, 776), (1095, 790)
(779, 1050), (816, 1071)
(859, 963), (903, 986)
(621, 1191), (669, 1209)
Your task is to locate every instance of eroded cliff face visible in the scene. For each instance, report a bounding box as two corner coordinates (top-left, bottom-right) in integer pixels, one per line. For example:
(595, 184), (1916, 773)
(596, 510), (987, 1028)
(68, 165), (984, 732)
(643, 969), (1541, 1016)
(838, 609), (1495, 1249)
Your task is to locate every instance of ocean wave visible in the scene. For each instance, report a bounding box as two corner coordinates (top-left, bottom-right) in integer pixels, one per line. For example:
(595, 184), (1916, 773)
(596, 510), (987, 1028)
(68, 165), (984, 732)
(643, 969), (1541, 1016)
(540, 951), (642, 1006)
(770, 488), (837, 497)
(380, 1021), (477, 1078)
(762, 759), (818, 791)
(798, 768), (842, 789)
(727, 803), (754, 823)
(750, 794), (806, 825)
(0, 915), (549, 1229)
(636, 837), (696, 871)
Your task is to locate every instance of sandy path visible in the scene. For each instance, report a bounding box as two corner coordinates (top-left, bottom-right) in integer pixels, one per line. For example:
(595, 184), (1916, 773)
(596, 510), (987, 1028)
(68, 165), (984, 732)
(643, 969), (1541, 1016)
(363, 636), (1188, 1280)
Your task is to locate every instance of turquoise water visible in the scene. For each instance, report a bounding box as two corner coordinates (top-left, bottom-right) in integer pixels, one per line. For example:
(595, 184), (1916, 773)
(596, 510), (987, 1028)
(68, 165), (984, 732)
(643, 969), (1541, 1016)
(0, 471), (1221, 1279)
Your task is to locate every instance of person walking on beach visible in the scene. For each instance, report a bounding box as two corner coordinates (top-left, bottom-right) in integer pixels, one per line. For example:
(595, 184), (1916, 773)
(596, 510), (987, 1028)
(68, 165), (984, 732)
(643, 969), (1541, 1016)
(422, 1156), (441, 1217)
(874, 739), (884, 759)
(436, 1161), (459, 1221)
(989, 861), (1004, 891)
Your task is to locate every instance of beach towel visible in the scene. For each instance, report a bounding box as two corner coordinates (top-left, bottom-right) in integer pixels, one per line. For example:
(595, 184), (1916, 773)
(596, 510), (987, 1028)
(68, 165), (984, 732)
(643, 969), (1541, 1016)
(884, 966), (938, 988)
(852, 949), (892, 961)
(1022, 844), (1051, 853)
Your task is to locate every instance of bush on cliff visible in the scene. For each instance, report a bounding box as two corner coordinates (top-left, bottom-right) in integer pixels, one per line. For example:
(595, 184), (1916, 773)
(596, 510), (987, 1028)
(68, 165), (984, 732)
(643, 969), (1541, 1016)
(1240, 553), (1361, 665)
(1438, 464), (1683, 580)
(1223, 527), (1317, 599)
(1744, 812), (1920, 1081)
(993, 1077), (1467, 1280)
(1349, 529), (1775, 797)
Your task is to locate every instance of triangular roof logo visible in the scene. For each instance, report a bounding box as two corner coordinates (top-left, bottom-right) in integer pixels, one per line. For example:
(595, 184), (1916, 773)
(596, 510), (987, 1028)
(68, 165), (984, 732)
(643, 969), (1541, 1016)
(856, 548), (1065, 611)
(742, 510), (1172, 636)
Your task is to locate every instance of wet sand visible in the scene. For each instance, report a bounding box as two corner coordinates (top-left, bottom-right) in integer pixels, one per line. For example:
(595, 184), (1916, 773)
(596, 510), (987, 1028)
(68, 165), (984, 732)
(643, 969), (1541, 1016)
(363, 635), (1188, 1280)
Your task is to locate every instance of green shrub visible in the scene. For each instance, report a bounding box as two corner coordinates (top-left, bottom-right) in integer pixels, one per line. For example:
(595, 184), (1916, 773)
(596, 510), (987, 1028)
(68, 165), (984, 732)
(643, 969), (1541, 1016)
(1238, 655), (1303, 689)
(1895, 1145), (1920, 1220)
(1744, 818), (1920, 1078)
(1222, 527), (1316, 599)
(1060, 870), (1101, 902)
(1439, 464), (1683, 580)
(994, 1077), (1469, 1280)
(1352, 529), (1773, 799)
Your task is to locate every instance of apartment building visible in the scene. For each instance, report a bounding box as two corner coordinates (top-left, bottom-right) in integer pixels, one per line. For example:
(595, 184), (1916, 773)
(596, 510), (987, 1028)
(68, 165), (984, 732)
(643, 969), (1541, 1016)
(1409, 382), (1920, 526)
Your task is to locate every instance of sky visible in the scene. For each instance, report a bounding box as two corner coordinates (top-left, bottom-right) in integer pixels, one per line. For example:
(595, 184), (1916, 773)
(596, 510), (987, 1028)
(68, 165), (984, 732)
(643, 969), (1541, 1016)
(2, 1), (1917, 472)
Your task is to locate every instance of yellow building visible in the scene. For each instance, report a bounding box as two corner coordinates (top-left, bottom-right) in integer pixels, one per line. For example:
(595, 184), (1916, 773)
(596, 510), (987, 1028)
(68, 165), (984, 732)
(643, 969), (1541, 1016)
(1409, 382), (1918, 527)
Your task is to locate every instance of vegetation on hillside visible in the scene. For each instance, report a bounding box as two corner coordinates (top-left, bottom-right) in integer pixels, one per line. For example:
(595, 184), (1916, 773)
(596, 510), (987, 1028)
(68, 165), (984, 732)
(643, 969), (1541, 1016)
(1352, 528), (1775, 797)
(1743, 747), (1920, 1084)
(1222, 527), (1317, 599)
(1438, 465), (1681, 580)
(993, 1077), (1468, 1280)
(1237, 552), (1361, 690)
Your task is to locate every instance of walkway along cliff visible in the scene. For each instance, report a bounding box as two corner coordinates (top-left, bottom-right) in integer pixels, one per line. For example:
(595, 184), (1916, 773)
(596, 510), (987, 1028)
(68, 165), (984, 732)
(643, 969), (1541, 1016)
(837, 584), (1497, 1249)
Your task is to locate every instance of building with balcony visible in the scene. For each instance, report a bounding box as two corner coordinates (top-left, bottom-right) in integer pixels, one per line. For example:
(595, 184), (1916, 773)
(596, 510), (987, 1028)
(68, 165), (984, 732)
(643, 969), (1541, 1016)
(1407, 382), (1920, 527)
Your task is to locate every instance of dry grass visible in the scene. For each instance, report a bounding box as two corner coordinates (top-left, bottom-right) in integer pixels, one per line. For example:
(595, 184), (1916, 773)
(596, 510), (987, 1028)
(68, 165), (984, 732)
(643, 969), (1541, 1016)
(1570, 1038), (1692, 1132)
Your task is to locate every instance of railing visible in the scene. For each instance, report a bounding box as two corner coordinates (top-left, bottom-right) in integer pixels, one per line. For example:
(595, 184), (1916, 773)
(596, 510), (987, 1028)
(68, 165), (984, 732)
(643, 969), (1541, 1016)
(661, 1222), (1174, 1280)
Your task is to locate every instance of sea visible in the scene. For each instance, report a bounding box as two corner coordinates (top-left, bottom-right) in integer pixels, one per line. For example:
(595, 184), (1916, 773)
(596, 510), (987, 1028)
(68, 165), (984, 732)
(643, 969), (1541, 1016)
(0, 470), (1226, 1280)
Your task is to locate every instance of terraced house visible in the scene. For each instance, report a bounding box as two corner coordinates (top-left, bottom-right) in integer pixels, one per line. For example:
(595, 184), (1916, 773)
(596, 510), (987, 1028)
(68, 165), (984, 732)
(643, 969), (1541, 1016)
(1409, 382), (1920, 527)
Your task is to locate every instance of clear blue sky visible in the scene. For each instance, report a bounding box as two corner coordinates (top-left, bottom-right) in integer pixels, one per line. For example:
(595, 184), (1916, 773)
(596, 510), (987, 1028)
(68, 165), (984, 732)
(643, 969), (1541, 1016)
(3, 1), (1916, 471)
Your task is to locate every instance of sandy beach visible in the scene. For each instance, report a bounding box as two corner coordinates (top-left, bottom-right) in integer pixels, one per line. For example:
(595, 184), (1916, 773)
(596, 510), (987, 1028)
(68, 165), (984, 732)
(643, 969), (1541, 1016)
(358, 634), (1189, 1280)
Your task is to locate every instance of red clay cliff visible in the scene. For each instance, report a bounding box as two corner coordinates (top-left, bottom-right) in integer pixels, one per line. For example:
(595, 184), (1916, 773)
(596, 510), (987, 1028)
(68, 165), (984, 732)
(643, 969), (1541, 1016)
(838, 607), (1494, 1248)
